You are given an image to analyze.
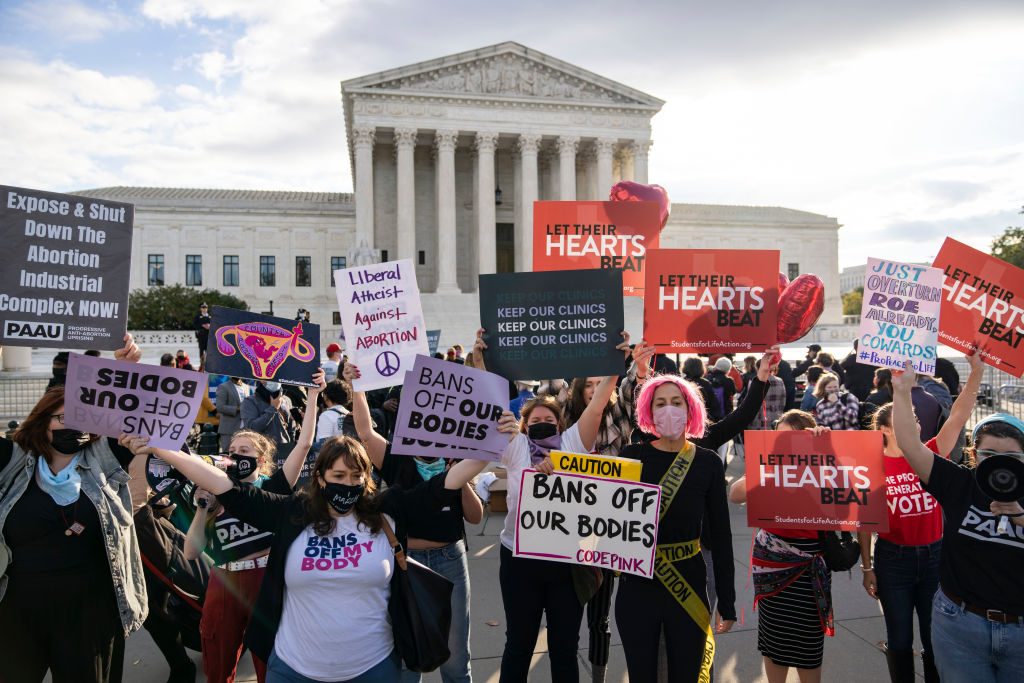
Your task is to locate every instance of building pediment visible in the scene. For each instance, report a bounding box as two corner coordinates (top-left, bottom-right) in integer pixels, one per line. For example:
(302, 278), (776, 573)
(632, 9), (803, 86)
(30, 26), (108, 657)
(342, 42), (663, 110)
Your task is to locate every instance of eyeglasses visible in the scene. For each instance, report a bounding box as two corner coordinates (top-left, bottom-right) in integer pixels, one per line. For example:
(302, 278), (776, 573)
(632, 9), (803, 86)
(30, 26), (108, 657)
(50, 413), (65, 424)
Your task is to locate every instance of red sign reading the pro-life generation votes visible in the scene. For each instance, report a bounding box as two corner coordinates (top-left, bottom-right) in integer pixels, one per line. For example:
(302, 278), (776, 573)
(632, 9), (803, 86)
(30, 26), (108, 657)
(744, 430), (889, 533)
(533, 201), (661, 296)
(643, 249), (780, 353)
(932, 237), (1024, 377)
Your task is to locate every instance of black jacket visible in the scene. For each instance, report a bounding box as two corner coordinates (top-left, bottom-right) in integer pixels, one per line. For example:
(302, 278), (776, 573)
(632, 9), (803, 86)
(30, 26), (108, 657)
(215, 475), (458, 662)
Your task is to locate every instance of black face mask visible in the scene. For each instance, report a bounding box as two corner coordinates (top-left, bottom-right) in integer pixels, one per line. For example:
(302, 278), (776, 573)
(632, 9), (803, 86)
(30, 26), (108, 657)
(52, 367), (66, 379)
(323, 482), (364, 514)
(527, 422), (558, 441)
(226, 455), (259, 481)
(51, 429), (90, 455)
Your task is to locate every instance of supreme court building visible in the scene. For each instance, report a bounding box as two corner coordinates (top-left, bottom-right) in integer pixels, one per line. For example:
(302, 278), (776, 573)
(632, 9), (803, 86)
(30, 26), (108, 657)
(76, 42), (843, 349)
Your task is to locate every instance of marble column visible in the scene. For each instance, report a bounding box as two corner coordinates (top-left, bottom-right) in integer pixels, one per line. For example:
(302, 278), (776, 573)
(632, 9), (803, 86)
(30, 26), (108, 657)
(620, 145), (635, 182)
(352, 125), (376, 248)
(557, 136), (579, 200)
(632, 139), (652, 184)
(517, 133), (541, 271)
(475, 131), (499, 276)
(578, 145), (597, 200)
(541, 145), (559, 200)
(434, 130), (460, 293)
(596, 137), (615, 196)
(394, 128), (417, 263)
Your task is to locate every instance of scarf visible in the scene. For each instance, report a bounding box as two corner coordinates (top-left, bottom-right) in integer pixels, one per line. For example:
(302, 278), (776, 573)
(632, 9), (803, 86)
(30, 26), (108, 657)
(752, 529), (834, 637)
(526, 434), (562, 466)
(36, 454), (82, 506)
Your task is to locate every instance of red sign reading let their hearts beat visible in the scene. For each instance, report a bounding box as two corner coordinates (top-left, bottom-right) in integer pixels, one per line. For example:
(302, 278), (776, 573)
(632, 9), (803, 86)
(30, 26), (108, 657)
(643, 249), (780, 353)
(932, 237), (1024, 377)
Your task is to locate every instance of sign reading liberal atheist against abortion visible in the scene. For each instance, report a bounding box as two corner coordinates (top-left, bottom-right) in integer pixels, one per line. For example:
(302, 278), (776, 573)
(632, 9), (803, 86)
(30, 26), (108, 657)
(533, 201), (661, 296)
(206, 307), (320, 387)
(932, 237), (1024, 377)
(64, 354), (205, 451)
(743, 430), (888, 533)
(391, 354), (510, 461)
(335, 258), (428, 392)
(857, 258), (942, 375)
(0, 185), (133, 350)
(478, 268), (625, 381)
(514, 470), (661, 579)
(644, 249), (779, 353)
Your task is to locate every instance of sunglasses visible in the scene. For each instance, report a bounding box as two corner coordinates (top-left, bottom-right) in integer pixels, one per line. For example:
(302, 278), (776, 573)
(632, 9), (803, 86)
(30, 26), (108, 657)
(976, 449), (1024, 460)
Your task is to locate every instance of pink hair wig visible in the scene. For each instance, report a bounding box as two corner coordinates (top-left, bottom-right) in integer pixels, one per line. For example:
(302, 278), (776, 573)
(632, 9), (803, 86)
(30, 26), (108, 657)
(635, 374), (707, 439)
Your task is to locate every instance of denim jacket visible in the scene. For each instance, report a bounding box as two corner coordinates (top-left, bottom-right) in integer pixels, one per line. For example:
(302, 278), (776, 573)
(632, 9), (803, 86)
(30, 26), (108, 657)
(0, 439), (148, 637)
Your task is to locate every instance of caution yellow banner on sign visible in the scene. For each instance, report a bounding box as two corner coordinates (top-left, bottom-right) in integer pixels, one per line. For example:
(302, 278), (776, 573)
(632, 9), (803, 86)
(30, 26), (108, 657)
(550, 451), (642, 482)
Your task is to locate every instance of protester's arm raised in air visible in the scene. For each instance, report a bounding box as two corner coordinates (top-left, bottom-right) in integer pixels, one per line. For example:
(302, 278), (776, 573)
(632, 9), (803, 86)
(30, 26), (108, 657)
(576, 375), (618, 451)
(280, 370), (326, 487)
(443, 410), (518, 490)
(702, 347), (779, 450)
(343, 361), (388, 470)
(933, 351), (984, 458)
(893, 362), (936, 484)
(184, 489), (215, 561)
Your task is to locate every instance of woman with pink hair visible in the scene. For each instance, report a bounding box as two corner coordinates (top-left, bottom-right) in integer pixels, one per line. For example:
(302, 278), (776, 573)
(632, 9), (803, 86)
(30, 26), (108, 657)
(616, 371), (736, 682)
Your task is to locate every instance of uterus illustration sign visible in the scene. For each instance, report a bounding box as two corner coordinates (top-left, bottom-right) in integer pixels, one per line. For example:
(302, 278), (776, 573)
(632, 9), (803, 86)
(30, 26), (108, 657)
(206, 306), (320, 386)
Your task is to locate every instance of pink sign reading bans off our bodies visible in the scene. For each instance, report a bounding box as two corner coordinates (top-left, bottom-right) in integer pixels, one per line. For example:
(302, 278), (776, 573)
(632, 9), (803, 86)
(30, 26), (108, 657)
(391, 354), (510, 461)
(64, 353), (206, 450)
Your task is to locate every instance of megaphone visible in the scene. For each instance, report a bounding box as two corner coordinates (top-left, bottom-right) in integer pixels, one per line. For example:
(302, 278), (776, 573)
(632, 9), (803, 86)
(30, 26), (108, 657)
(976, 454), (1024, 534)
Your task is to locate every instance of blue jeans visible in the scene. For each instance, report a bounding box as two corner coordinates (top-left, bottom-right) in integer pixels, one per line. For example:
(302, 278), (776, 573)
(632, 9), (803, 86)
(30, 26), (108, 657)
(931, 589), (1024, 682)
(267, 649), (400, 683)
(400, 540), (472, 683)
(874, 538), (941, 653)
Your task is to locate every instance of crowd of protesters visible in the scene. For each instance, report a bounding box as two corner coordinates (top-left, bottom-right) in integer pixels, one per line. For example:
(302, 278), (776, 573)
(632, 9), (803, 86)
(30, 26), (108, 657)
(1, 322), (1020, 683)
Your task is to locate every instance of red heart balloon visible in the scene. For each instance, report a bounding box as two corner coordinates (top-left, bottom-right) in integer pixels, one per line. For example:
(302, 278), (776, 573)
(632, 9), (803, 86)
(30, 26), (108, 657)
(777, 274), (825, 344)
(609, 181), (670, 228)
(778, 272), (790, 295)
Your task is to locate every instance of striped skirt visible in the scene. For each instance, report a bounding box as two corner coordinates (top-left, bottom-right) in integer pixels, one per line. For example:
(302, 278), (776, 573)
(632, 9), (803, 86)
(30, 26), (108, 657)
(756, 536), (827, 669)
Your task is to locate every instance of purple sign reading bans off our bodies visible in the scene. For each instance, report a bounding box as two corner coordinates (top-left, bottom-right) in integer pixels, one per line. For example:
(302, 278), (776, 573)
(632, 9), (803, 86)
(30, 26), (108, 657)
(64, 353), (206, 450)
(392, 354), (510, 461)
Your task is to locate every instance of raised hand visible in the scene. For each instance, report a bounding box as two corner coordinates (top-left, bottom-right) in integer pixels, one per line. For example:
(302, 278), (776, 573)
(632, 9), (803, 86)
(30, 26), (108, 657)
(114, 333), (142, 363)
(892, 361), (917, 394)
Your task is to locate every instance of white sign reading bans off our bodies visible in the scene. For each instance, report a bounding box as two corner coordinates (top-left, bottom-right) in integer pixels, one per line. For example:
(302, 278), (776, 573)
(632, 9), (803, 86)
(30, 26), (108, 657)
(334, 258), (429, 392)
(514, 469), (661, 579)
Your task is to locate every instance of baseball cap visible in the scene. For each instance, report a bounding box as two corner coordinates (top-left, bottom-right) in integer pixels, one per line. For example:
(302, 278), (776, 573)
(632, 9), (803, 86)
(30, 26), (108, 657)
(326, 343), (341, 355)
(807, 344), (822, 353)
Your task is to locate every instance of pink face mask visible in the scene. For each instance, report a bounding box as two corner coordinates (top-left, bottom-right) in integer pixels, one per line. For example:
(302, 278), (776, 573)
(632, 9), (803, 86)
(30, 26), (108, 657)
(653, 404), (688, 439)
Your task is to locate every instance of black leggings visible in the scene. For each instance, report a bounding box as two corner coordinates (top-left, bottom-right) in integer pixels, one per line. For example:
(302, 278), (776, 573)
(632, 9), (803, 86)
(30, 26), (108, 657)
(499, 545), (584, 683)
(616, 573), (710, 683)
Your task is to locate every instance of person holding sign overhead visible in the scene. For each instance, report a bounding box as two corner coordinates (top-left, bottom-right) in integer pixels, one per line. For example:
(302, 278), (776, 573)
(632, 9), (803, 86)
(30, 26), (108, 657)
(185, 369), (325, 683)
(892, 359), (1024, 682)
(0, 335), (150, 683)
(616, 372), (736, 683)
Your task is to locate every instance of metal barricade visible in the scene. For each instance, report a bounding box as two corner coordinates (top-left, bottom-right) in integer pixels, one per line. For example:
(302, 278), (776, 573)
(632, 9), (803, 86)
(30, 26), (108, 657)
(0, 374), (52, 423)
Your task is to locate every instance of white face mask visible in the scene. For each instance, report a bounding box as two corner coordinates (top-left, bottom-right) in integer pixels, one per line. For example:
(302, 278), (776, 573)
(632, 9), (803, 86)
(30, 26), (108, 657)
(264, 381), (282, 393)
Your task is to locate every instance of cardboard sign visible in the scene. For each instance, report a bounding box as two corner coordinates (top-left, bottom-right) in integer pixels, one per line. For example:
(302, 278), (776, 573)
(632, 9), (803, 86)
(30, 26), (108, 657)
(644, 249), (780, 353)
(857, 258), (943, 375)
(479, 268), (625, 380)
(206, 306), (320, 387)
(551, 451), (642, 481)
(933, 237), (1024, 376)
(391, 355), (510, 461)
(514, 469), (661, 578)
(427, 329), (442, 356)
(64, 354), (205, 450)
(743, 430), (889, 533)
(335, 259), (428, 391)
(533, 201), (662, 296)
(0, 185), (133, 350)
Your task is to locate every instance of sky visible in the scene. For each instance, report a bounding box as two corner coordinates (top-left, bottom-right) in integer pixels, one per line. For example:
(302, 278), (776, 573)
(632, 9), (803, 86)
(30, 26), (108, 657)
(1, 0), (1022, 269)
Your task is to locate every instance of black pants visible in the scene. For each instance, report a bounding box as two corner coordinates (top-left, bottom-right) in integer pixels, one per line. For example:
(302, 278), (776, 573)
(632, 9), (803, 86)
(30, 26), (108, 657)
(143, 611), (196, 682)
(499, 545), (584, 683)
(0, 567), (125, 683)
(616, 573), (709, 683)
(586, 569), (616, 667)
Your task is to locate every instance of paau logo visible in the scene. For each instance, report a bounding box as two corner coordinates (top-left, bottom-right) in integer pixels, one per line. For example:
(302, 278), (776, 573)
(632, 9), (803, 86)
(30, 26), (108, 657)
(4, 320), (64, 341)
(215, 321), (315, 379)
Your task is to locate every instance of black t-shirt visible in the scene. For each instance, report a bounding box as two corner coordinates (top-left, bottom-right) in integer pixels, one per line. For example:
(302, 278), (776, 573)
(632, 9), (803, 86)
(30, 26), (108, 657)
(619, 441), (736, 620)
(377, 448), (465, 544)
(204, 469), (292, 564)
(923, 454), (1024, 613)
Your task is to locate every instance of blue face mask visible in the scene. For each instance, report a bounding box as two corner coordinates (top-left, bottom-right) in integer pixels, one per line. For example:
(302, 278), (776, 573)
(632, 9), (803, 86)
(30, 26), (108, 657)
(414, 458), (446, 481)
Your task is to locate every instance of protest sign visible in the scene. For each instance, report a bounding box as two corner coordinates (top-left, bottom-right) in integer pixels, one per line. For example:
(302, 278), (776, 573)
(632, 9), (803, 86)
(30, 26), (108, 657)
(64, 353), (205, 450)
(0, 185), (133, 350)
(933, 237), (1024, 376)
(514, 470), (661, 578)
(392, 355), (509, 461)
(743, 430), (888, 533)
(533, 201), (661, 296)
(206, 306), (320, 387)
(857, 258), (942, 375)
(335, 258), (428, 391)
(479, 268), (625, 380)
(427, 329), (442, 356)
(644, 249), (779, 353)
(551, 450), (642, 481)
